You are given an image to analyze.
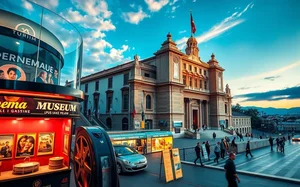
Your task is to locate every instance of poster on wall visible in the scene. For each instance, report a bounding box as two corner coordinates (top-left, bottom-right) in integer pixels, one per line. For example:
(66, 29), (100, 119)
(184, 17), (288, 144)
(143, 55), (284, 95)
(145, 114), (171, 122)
(0, 134), (14, 160)
(37, 132), (55, 156)
(15, 133), (36, 158)
(63, 134), (69, 156)
(0, 95), (80, 117)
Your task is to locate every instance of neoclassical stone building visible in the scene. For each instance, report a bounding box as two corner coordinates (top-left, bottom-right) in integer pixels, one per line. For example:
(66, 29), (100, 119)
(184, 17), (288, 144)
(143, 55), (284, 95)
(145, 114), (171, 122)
(78, 33), (233, 134)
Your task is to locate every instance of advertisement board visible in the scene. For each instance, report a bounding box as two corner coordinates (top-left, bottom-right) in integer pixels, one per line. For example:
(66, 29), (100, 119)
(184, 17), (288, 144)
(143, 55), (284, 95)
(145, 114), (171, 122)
(171, 148), (183, 179)
(0, 95), (80, 117)
(162, 149), (174, 183)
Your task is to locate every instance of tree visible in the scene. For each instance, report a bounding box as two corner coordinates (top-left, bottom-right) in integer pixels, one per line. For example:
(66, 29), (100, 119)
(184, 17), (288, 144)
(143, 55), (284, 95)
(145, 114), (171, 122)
(244, 108), (262, 129)
(232, 103), (243, 113)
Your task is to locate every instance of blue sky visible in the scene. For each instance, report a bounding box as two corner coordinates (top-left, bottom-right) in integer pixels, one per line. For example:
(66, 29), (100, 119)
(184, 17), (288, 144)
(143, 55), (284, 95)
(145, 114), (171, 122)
(12, 0), (300, 108)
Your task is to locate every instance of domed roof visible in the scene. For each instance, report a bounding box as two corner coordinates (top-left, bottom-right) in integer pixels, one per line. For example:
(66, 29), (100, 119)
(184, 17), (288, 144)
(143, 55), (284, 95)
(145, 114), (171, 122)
(187, 36), (198, 44)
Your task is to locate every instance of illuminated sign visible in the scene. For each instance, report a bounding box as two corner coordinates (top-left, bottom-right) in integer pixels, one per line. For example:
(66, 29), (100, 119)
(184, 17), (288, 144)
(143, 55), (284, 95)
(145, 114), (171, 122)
(0, 96), (80, 117)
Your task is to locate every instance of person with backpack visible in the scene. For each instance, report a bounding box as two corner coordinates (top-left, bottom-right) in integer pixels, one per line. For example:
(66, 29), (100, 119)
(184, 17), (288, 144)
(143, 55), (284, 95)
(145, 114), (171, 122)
(245, 141), (253, 158)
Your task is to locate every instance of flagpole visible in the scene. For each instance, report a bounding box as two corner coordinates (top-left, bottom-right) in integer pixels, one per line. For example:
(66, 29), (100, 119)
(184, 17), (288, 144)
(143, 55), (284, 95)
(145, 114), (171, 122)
(190, 10), (192, 37)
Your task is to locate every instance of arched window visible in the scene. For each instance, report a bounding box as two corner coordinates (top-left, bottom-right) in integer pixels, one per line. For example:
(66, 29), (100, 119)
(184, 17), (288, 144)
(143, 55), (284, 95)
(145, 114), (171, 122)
(106, 117), (112, 129)
(146, 95), (151, 109)
(122, 118), (128, 130)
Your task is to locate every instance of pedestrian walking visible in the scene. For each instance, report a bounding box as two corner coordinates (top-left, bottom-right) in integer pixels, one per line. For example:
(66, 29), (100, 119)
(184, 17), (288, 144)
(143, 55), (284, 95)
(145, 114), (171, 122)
(269, 136), (274, 151)
(205, 141), (211, 161)
(213, 132), (216, 141)
(220, 139), (226, 159)
(276, 137), (280, 152)
(224, 153), (240, 187)
(245, 141), (253, 158)
(280, 138), (285, 153)
(288, 135), (291, 143)
(239, 133), (244, 141)
(231, 137), (237, 153)
(201, 142), (205, 157)
(194, 142), (204, 166)
(143, 140), (147, 155)
(214, 142), (221, 163)
(250, 133), (253, 140)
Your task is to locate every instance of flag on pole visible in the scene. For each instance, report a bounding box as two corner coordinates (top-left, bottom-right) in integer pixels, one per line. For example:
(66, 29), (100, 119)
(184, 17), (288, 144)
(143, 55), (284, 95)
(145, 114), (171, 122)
(132, 104), (136, 118)
(190, 11), (196, 34)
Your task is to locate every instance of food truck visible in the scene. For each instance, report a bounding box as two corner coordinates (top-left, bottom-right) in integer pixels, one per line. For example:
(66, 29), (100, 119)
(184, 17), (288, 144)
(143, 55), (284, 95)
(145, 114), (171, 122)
(108, 130), (173, 154)
(0, 2), (83, 186)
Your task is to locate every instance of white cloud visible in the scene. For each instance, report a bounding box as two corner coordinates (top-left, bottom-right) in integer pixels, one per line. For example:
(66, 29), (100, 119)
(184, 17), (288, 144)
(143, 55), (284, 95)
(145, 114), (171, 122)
(193, 0), (196, 2)
(169, 0), (179, 6)
(179, 30), (186, 34)
(176, 2), (254, 49)
(228, 61), (300, 97)
(130, 3), (135, 8)
(171, 6), (179, 13)
(122, 8), (150, 24)
(250, 4), (254, 9)
(22, 0), (33, 11)
(71, 0), (112, 18)
(62, 8), (116, 31)
(31, 0), (58, 10)
(145, 0), (169, 12)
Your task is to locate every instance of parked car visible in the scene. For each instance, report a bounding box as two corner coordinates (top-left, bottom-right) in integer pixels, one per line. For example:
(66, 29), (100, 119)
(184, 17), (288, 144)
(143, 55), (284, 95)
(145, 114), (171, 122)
(292, 135), (300, 142)
(114, 145), (147, 174)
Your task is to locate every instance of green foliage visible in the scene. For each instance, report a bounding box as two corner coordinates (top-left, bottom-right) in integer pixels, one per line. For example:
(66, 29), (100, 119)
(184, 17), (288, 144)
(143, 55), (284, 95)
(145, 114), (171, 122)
(232, 103), (262, 128)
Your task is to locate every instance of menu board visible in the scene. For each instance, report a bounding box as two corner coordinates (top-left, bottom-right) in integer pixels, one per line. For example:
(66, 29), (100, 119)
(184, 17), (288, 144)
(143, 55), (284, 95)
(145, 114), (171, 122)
(162, 149), (174, 183)
(172, 148), (183, 179)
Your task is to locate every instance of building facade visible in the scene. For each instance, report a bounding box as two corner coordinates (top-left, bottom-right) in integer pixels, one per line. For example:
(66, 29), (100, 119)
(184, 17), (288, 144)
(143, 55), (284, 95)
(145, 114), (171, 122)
(277, 120), (300, 132)
(232, 112), (252, 134)
(77, 33), (233, 133)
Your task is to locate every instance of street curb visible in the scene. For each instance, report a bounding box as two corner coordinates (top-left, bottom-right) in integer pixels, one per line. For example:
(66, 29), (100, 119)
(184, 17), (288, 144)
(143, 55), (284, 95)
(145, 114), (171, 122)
(181, 161), (300, 185)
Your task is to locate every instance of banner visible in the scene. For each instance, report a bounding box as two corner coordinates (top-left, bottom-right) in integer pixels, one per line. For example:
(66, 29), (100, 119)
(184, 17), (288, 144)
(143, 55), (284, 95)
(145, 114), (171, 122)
(162, 149), (174, 183)
(0, 49), (61, 85)
(171, 148), (183, 179)
(201, 144), (208, 160)
(0, 95), (80, 117)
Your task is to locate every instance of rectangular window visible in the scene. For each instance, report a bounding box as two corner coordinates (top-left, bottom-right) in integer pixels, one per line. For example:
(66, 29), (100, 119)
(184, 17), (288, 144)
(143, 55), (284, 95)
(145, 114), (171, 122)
(194, 67), (197, 72)
(123, 73), (129, 85)
(189, 77), (192, 87)
(189, 65), (192, 71)
(204, 70), (207, 76)
(85, 84), (88, 93)
(144, 73), (150, 77)
(204, 81), (207, 89)
(123, 93), (129, 110)
(194, 79), (197, 88)
(107, 96), (112, 112)
(200, 80), (202, 89)
(183, 75), (186, 86)
(225, 104), (228, 113)
(199, 69), (202, 74)
(183, 63), (186, 69)
(95, 81), (99, 91)
(108, 77), (113, 88)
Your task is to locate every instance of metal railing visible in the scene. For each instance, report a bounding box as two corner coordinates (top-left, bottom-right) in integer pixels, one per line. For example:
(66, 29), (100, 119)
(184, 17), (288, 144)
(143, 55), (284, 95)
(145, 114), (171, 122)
(91, 116), (110, 130)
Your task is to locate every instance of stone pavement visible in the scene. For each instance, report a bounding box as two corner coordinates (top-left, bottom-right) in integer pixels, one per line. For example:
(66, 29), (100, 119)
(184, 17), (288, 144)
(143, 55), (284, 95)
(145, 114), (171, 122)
(118, 152), (299, 187)
(182, 141), (300, 183)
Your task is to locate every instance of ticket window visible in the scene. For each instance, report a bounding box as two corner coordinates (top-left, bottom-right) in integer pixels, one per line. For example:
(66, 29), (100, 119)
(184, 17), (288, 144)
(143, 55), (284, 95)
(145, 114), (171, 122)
(112, 139), (147, 154)
(151, 137), (173, 152)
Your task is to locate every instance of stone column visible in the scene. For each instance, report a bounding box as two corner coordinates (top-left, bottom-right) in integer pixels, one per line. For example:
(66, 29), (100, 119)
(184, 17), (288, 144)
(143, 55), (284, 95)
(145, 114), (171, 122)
(206, 101), (209, 128)
(198, 100), (202, 129)
(189, 98), (192, 130)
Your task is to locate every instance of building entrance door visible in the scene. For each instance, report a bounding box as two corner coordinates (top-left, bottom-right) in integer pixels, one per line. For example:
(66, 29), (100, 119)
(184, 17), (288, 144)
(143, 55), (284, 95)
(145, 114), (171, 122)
(145, 119), (153, 129)
(193, 110), (198, 130)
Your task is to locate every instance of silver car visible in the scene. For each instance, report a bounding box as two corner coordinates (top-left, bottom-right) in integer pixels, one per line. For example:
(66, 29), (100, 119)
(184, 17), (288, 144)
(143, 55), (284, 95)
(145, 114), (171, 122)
(114, 145), (147, 174)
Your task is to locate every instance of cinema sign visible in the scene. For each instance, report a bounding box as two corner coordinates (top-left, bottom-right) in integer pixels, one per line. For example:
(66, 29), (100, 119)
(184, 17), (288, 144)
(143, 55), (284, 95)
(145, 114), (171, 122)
(0, 96), (80, 117)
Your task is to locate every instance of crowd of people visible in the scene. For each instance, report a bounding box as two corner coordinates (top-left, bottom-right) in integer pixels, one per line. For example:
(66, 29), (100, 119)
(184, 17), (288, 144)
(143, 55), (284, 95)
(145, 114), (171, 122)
(193, 131), (295, 186)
